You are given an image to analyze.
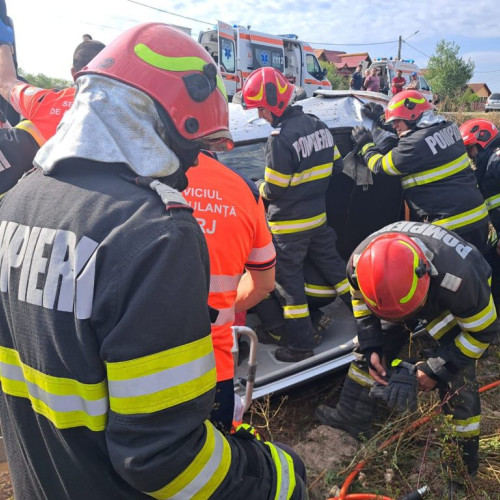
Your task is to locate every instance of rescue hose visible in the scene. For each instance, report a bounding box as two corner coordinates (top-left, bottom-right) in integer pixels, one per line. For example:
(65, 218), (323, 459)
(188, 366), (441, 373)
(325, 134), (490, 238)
(326, 379), (500, 500)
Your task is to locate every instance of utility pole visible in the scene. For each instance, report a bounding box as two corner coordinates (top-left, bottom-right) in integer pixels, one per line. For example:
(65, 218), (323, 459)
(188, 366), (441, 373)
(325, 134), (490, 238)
(397, 35), (402, 60)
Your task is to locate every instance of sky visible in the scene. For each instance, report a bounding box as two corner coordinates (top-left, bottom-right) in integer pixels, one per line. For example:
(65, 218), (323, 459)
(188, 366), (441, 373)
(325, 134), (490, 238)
(6, 0), (500, 92)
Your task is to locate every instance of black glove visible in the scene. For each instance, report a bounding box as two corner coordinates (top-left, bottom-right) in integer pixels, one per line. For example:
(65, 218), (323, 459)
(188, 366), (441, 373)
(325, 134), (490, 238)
(370, 359), (418, 412)
(361, 102), (384, 122)
(351, 126), (374, 152)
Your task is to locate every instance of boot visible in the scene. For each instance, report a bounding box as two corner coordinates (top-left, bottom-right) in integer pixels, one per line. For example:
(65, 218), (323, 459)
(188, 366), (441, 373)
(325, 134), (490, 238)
(255, 325), (287, 346)
(274, 347), (314, 362)
(315, 369), (376, 441)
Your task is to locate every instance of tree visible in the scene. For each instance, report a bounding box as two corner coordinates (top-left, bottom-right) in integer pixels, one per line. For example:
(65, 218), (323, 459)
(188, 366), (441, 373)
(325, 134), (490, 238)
(320, 61), (349, 90)
(18, 68), (72, 89)
(426, 40), (474, 100)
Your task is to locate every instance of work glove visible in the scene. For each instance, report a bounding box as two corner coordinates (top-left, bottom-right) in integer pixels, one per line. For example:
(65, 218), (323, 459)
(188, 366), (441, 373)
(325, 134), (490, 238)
(0, 16), (13, 46)
(361, 102), (385, 122)
(369, 359), (418, 412)
(351, 126), (374, 153)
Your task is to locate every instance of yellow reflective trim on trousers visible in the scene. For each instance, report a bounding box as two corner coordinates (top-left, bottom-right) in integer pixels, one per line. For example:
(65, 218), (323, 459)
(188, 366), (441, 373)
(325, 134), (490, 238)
(268, 213), (327, 234)
(486, 193), (500, 211)
(304, 283), (336, 298)
(0, 346), (107, 431)
(426, 311), (456, 340)
(452, 415), (481, 437)
(347, 363), (374, 388)
(134, 43), (227, 100)
(107, 335), (216, 414)
(290, 162), (333, 186)
(454, 332), (489, 359)
(401, 153), (470, 189)
(264, 167), (291, 188)
(336, 278), (350, 295)
(284, 304), (309, 319)
(264, 442), (296, 500)
(147, 421), (231, 499)
(456, 295), (497, 332)
(432, 203), (489, 231)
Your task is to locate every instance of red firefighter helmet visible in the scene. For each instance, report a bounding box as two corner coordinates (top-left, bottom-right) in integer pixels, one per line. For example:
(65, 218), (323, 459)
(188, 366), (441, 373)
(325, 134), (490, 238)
(355, 233), (431, 320)
(459, 119), (498, 150)
(385, 90), (433, 124)
(242, 67), (295, 117)
(77, 23), (232, 151)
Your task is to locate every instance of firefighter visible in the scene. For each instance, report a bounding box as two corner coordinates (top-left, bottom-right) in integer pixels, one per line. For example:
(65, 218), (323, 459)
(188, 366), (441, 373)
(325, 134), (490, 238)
(242, 67), (350, 363)
(316, 221), (499, 478)
(0, 120), (44, 194)
(0, 22), (306, 499)
(351, 90), (491, 254)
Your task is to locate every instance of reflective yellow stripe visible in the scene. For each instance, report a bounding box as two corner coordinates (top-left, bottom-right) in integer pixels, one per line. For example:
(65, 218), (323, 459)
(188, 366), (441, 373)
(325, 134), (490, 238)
(333, 145), (341, 161)
(452, 415), (481, 438)
(15, 120), (46, 147)
(258, 182), (267, 198)
(426, 311), (457, 340)
(401, 153), (470, 189)
(361, 142), (376, 155)
(388, 94), (426, 111)
(396, 240), (420, 304)
(107, 335), (216, 414)
(454, 332), (489, 359)
(0, 346), (107, 431)
(335, 278), (350, 296)
(347, 363), (374, 388)
(264, 167), (291, 188)
(134, 43), (227, 100)
(264, 442), (296, 500)
(381, 150), (402, 175)
(304, 283), (336, 298)
(352, 298), (371, 318)
(268, 213), (327, 234)
(432, 203), (489, 231)
(486, 193), (500, 211)
(147, 421), (231, 499)
(283, 304), (309, 319)
(456, 295), (497, 332)
(290, 162), (333, 186)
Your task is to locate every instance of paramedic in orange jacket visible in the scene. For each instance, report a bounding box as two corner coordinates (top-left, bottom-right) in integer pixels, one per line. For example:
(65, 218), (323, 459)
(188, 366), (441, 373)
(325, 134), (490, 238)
(185, 152), (276, 431)
(0, 40), (104, 141)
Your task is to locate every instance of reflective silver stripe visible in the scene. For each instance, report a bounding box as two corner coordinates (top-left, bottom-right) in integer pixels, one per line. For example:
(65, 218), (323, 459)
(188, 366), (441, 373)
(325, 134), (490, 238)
(247, 241), (276, 263)
(0, 148), (11, 171)
(0, 362), (108, 416)
(454, 332), (488, 358)
(456, 304), (497, 331)
(304, 285), (335, 296)
(486, 193), (500, 211)
(274, 446), (292, 500)
(108, 352), (214, 398)
(209, 274), (242, 293)
(269, 213), (327, 233)
(336, 279), (350, 295)
(212, 306), (235, 326)
(427, 313), (456, 338)
(348, 363), (374, 387)
(170, 427), (225, 500)
(453, 419), (480, 435)
(353, 303), (370, 313)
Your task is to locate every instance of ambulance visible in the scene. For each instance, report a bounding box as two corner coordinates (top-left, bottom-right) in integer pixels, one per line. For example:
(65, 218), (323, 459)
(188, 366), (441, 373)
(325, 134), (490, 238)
(368, 58), (434, 102)
(198, 21), (332, 100)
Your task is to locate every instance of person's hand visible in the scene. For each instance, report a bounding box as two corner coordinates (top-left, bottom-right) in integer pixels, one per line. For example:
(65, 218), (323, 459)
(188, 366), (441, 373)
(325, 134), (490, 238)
(351, 126), (374, 152)
(367, 351), (388, 385)
(0, 16), (13, 46)
(361, 102), (384, 122)
(416, 363), (438, 391)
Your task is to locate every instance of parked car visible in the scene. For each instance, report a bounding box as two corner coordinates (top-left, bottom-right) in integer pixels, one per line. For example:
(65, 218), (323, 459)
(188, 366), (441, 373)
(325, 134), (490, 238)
(485, 93), (500, 113)
(218, 90), (404, 405)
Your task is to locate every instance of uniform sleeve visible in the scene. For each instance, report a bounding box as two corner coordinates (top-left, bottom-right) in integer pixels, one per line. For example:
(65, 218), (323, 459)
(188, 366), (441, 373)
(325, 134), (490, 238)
(245, 196), (276, 271)
(258, 133), (295, 201)
(9, 83), (53, 121)
(92, 214), (298, 498)
(428, 266), (499, 379)
(360, 136), (417, 177)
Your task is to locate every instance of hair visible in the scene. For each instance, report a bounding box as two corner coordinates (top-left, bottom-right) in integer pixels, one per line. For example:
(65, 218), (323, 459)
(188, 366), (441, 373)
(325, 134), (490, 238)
(82, 34), (93, 41)
(72, 40), (106, 72)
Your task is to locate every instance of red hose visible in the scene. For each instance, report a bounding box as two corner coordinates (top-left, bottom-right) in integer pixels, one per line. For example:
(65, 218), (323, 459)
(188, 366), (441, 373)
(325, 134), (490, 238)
(326, 378), (500, 500)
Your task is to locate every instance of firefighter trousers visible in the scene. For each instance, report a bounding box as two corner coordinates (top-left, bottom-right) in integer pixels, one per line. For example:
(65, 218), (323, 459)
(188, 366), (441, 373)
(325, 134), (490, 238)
(273, 223), (347, 351)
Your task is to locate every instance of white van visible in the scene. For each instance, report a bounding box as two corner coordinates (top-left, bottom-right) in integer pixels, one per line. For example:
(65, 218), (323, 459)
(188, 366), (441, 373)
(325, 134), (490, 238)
(368, 58), (434, 102)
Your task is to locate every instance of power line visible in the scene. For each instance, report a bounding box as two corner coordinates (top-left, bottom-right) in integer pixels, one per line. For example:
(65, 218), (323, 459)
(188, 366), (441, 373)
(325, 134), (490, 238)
(309, 40), (398, 46)
(126, 0), (214, 26)
(403, 40), (431, 59)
